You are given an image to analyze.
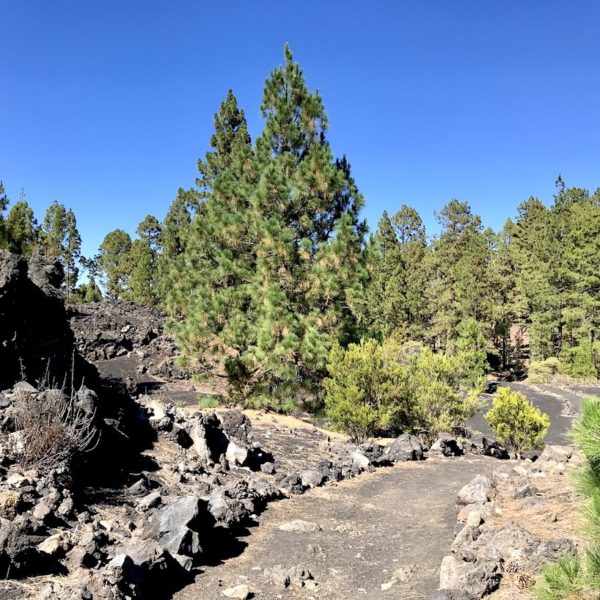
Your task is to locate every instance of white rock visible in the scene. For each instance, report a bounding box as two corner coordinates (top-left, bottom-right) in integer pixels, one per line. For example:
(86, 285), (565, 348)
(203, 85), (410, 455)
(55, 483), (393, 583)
(222, 584), (250, 599)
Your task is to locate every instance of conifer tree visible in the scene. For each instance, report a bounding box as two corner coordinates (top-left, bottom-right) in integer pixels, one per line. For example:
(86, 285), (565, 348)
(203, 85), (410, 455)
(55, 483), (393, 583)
(0, 182), (9, 249)
(168, 48), (367, 408)
(167, 89), (258, 383)
(246, 46), (366, 406)
(41, 202), (82, 300)
(368, 206), (429, 340)
(5, 195), (38, 256)
(156, 188), (196, 306)
(96, 229), (132, 298)
(426, 200), (492, 349)
(122, 215), (162, 306)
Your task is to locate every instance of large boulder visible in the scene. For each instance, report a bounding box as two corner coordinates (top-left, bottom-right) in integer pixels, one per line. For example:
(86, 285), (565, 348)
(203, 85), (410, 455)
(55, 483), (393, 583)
(439, 554), (502, 597)
(157, 496), (206, 558)
(457, 475), (491, 505)
(383, 434), (424, 462)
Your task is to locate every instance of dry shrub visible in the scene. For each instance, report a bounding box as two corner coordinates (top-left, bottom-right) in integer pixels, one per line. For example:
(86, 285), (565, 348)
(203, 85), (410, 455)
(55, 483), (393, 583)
(12, 385), (98, 470)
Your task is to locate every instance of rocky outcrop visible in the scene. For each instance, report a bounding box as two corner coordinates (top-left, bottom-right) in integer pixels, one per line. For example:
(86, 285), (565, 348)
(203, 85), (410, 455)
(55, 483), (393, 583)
(433, 444), (579, 599)
(0, 250), (84, 389)
(68, 301), (184, 381)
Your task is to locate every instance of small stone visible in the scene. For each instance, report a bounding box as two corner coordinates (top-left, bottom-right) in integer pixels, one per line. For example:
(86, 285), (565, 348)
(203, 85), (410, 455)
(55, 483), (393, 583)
(6, 473), (28, 488)
(222, 584), (250, 599)
(466, 511), (483, 528)
(350, 450), (371, 470)
(33, 501), (52, 522)
(57, 497), (74, 517)
(457, 475), (490, 505)
(381, 580), (395, 591)
(38, 532), (71, 555)
(137, 491), (162, 511)
(512, 484), (535, 499)
(260, 462), (276, 474)
(12, 381), (37, 394)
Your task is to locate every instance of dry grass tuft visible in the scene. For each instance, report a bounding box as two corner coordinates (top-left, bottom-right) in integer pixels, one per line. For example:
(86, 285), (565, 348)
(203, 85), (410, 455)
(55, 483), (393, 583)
(11, 384), (98, 470)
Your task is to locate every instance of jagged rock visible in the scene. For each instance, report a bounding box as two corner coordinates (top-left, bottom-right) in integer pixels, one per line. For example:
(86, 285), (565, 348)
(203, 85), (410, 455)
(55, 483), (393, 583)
(439, 555), (502, 597)
(429, 433), (464, 457)
(301, 469), (326, 488)
(32, 500), (52, 522)
(275, 473), (306, 495)
(188, 413), (230, 465)
(67, 544), (98, 569)
(510, 484), (536, 499)
(383, 434), (424, 462)
(0, 516), (56, 576)
(38, 532), (72, 556)
(350, 450), (371, 470)
(466, 511), (483, 528)
(208, 479), (273, 527)
(260, 462), (275, 474)
(217, 410), (253, 445)
(357, 443), (389, 466)
(225, 441), (249, 467)
(457, 475), (491, 505)
(264, 564), (314, 589)
(469, 436), (509, 459)
(157, 496), (204, 557)
(485, 524), (576, 572)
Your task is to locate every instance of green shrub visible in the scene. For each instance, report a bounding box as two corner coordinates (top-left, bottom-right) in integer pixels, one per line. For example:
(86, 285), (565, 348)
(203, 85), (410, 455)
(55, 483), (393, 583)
(485, 387), (549, 457)
(403, 346), (484, 442)
(323, 339), (406, 442)
(559, 343), (598, 380)
(528, 357), (561, 383)
(197, 394), (223, 409)
(324, 339), (485, 443)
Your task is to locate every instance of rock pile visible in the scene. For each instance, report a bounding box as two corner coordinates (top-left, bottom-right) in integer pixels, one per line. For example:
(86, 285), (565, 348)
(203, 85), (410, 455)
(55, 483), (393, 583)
(68, 301), (184, 381)
(432, 444), (579, 599)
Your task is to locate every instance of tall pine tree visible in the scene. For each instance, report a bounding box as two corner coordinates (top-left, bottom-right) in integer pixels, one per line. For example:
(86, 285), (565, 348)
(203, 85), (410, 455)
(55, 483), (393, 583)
(167, 48), (367, 408)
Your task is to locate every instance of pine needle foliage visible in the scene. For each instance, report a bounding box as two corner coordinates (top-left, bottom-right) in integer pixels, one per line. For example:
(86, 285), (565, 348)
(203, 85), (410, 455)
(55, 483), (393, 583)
(167, 47), (367, 409)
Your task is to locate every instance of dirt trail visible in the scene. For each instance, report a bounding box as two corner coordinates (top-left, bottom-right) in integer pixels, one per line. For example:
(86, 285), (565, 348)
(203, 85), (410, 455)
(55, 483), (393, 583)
(175, 456), (496, 600)
(174, 383), (594, 600)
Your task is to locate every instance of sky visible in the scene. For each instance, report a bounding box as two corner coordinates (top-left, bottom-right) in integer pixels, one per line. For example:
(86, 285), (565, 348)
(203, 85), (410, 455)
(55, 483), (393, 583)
(2, 1), (600, 259)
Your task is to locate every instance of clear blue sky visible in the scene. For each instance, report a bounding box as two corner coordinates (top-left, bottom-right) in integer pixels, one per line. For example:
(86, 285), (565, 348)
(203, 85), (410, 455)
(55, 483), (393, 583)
(2, 1), (599, 259)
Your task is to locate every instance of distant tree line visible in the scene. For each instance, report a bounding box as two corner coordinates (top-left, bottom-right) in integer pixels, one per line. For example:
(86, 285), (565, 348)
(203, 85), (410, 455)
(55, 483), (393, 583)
(4, 47), (600, 416)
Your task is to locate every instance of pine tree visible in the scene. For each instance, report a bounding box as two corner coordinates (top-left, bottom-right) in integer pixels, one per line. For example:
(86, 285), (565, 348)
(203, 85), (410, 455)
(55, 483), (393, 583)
(5, 194), (38, 256)
(167, 89), (258, 384)
(0, 182), (9, 249)
(168, 47), (367, 408)
(426, 199), (492, 349)
(246, 46), (366, 406)
(96, 229), (132, 298)
(368, 207), (429, 340)
(41, 202), (82, 301)
(156, 188), (197, 306)
(509, 196), (556, 358)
